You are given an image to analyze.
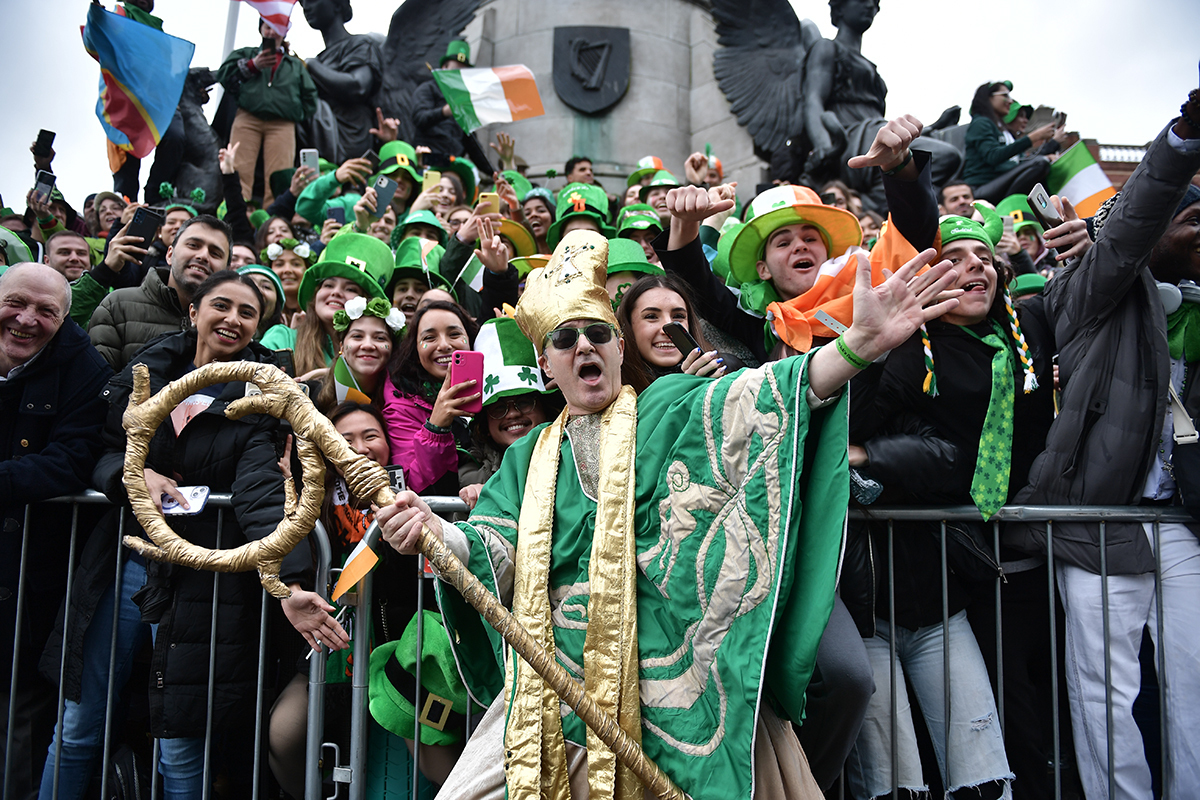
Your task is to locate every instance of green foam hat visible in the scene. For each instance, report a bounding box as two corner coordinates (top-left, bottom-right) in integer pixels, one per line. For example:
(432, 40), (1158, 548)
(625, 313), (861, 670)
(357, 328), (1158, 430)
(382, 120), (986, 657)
(616, 204), (663, 236)
(440, 39), (472, 68)
(638, 170), (680, 202)
(939, 202), (1004, 254)
(368, 611), (471, 746)
(298, 232), (393, 308)
(474, 316), (546, 406)
(995, 194), (1044, 236)
(626, 156), (665, 187)
(377, 140), (421, 187)
(400, 209), (448, 246)
(726, 184), (862, 285)
(391, 237), (453, 296)
(546, 182), (614, 246)
(606, 237), (663, 277)
(501, 170), (533, 203)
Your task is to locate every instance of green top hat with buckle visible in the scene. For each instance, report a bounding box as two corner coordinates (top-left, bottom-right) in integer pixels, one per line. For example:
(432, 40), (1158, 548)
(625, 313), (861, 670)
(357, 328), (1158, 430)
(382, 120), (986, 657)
(546, 182), (615, 246)
(298, 232), (393, 308)
(391, 237), (454, 296)
(475, 316), (546, 406)
(368, 611), (473, 746)
(638, 170), (680, 203)
(616, 203), (663, 237)
(377, 140), (421, 187)
(996, 194), (1044, 236)
(440, 39), (472, 68)
(606, 237), (663, 277)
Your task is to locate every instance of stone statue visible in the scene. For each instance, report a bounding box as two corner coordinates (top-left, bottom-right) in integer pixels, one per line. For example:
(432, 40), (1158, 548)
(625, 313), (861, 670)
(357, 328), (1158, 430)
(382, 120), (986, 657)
(713, 0), (962, 211)
(298, 0), (383, 163)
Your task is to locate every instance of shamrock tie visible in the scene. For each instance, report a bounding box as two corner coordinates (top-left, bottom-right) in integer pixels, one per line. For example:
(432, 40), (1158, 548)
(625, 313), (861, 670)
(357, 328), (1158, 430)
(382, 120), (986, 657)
(968, 321), (1015, 519)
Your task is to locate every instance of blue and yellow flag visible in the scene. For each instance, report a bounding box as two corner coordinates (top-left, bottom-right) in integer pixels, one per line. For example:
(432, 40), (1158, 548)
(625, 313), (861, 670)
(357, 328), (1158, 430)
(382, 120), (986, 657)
(81, 4), (194, 158)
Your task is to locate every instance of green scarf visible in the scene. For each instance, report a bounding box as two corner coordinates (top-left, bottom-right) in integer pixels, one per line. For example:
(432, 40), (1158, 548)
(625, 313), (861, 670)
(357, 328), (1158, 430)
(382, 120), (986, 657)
(1167, 303), (1200, 362)
(964, 320), (1016, 519)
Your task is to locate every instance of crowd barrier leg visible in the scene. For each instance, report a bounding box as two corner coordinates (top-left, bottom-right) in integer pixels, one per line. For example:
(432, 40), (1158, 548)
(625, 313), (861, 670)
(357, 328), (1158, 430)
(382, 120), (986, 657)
(1152, 520), (1168, 790)
(253, 590), (269, 800)
(1099, 521), (1114, 800)
(886, 520), (898, 799)
(939, 522), (951, 790)
(48, 504), (81, 800)
(347, 571), (372, 800)
(306, 524), (332, 800)
(992, 520), (1004, 737)
(1046, 520), (1062, 800)
(98, 510), (127, 800)
(2, 507), (31, 800)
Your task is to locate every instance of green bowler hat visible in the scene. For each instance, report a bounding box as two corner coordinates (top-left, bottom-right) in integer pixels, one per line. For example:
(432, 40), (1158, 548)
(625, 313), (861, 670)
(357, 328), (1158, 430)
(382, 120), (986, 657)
(606, 237), (663, 277)
(298, 232), (393, 308)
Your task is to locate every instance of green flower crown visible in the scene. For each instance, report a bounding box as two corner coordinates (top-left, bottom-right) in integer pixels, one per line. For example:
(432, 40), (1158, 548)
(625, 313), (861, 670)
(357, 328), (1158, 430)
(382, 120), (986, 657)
(332, 296), (406, 333)
(261, 237), (316, 266)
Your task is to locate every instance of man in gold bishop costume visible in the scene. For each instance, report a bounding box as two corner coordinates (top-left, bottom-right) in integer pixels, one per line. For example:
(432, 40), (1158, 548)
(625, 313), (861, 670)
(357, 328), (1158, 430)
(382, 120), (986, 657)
(378, 222), (962, 799)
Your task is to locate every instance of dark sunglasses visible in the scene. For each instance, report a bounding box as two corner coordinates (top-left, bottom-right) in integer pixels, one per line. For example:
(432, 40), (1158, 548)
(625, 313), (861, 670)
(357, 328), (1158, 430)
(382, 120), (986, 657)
(544, 322), (616, 351)
(485, 394), (540, 420)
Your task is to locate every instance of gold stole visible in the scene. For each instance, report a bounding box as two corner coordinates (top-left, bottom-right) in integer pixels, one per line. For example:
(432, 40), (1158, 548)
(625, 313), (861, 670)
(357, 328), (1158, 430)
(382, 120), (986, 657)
(504, 386), (643, 800)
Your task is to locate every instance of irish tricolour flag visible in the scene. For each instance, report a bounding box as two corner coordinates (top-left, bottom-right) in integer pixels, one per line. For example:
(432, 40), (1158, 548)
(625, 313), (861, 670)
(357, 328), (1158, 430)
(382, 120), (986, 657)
(432, 65), (545, 134)
(1047, 142), (1116, 218)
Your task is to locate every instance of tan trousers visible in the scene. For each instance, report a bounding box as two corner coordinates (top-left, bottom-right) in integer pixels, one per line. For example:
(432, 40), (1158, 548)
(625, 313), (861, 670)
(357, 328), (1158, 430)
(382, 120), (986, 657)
(437, 693), (822, 799)
(229, 109), (295, 207)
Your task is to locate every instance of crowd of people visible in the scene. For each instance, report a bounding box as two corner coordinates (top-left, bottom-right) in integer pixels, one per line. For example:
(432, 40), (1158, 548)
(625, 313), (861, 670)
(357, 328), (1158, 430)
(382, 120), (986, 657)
(2, 6), (1200, 798)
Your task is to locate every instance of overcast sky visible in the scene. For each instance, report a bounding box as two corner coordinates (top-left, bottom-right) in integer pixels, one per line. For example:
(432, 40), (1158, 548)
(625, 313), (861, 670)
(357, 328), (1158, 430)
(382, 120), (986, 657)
(3, 0), (1197, 214)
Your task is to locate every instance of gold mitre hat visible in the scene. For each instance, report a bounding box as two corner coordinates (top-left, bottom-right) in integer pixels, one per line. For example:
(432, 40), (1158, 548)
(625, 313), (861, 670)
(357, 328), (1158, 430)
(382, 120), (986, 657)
(515, 230), (618, 355)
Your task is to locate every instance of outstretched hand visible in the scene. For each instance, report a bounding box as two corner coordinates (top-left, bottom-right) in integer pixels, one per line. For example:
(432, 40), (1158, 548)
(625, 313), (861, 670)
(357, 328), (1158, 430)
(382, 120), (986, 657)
(848, 114), (923, 171)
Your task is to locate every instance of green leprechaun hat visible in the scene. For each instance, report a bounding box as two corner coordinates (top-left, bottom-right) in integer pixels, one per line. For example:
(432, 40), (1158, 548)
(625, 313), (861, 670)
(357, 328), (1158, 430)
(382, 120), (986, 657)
(616, 203), (663, 237)
(475, 315), (547, 406)
(368, 611), (472, 746)
(606, 237), (663, 278)
(546, 182), (615, 246)
(391, 237), (454, 296)
(377, 140), (421, 187)
(626, 155), (665, 187)
(298, 232), (393, 308)
(440, 39), (472, 68)
(996, 194), (1044, 236)
(638, 170), (681, 203)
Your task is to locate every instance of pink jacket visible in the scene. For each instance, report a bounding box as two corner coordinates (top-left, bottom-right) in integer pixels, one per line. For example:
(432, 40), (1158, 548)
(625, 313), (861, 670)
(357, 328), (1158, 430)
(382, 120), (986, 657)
(381, 373), (457, 493)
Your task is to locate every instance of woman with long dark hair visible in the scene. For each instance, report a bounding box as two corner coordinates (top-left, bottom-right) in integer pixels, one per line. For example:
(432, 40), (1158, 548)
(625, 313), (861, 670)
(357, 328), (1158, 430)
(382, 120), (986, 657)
(963, 80), (1058, 202)
(382, 299), (480, 494)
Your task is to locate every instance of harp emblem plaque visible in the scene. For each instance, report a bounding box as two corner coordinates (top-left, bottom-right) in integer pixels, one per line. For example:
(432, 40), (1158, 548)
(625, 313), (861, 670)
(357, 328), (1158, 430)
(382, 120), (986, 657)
(553, 26), (630, 114)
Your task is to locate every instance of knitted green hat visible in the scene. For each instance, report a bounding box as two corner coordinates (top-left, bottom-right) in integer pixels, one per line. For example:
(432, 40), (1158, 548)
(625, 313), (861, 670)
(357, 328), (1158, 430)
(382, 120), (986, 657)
(475, 316), (546, 406)
(616, 204), (663, 236)
(995, 194), (1044, 236)
(368, 611), (471, 746)
(377, 140), (421, 187)
(440, 39), (472, 67)
(298, 232), (393, 308)
(606, 237), (663, 277)
(939, 203), (1003, 253)
(501, 170), (533, 203)
(399, 209), (448, 246)
(237, 264), (284, 309)
(546, 182), (615, 246)
(391, 237), (453, 295)
(637, 170), (680, 203)
(626, 156), (665, 187)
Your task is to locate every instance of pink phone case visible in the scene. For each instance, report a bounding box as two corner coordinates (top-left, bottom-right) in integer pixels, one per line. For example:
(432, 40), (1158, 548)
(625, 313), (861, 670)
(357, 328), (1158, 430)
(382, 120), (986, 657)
(449, 350), (484, 416)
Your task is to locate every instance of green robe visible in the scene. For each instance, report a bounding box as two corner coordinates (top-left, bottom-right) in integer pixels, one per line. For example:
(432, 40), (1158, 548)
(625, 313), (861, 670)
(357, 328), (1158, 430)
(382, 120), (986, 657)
(436, 354), (848, 800)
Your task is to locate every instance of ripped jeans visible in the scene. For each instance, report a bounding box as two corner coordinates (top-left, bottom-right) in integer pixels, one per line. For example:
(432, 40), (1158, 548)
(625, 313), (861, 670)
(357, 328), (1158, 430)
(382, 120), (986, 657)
(846, 610), (1013, 799)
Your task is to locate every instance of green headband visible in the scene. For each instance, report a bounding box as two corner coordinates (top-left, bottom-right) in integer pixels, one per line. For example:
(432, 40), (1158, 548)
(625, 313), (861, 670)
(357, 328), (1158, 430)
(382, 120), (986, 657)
(261, 237), (317, 266)
(332, 295), (406, 334)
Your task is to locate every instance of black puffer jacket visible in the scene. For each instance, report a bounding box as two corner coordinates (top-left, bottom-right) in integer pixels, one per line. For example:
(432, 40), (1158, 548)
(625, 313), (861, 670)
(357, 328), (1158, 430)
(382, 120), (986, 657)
(46, 331), (310, 737)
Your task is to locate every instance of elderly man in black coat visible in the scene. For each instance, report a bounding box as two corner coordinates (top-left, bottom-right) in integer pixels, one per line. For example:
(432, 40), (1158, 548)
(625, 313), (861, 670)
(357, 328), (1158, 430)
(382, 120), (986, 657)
(0, 263), (112, 798)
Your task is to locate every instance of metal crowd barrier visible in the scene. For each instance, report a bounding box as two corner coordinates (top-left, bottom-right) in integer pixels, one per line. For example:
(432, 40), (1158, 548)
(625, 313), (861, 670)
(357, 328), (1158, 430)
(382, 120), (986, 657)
(4, 495), (1191, 800)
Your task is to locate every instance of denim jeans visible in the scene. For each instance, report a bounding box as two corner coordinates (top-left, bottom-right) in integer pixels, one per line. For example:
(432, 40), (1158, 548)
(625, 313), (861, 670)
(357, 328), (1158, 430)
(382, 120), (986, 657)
(1057, 522), (1200, 799)
(38, 558), (149, 800)
(846, 610), (1012, 799)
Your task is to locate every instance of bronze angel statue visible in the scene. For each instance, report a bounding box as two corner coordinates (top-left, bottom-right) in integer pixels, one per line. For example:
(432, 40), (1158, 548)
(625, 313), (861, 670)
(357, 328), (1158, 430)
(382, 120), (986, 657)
(712, 0), (962, 211)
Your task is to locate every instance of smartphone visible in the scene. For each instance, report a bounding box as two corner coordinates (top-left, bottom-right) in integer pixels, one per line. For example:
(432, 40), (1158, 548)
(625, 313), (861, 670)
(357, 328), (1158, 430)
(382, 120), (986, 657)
(34, 129), (55, 159)
(449, 350), (484, 416)
(162, 485), (211, 516)
(261, 36), (276, 53)
(299, 148), (319, 174)
(126, 206), (164, 245)
(361, 149), (381, 172)
(1002, 215), (1015, 236)
(422, 170), (442, 194)
(477, 192), (500, 215)
(1027, 183), (1063, 230)
(662, 322), (701, 357)
(326, 206), (346, 225)
(1053, 111), (1067, 128)
(372, 175), (398, 218)
(385, 465), (407, 494)
(819, 192), (838, 206)
(272, 349), (296, 377)
(33, 170), (55, 203)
